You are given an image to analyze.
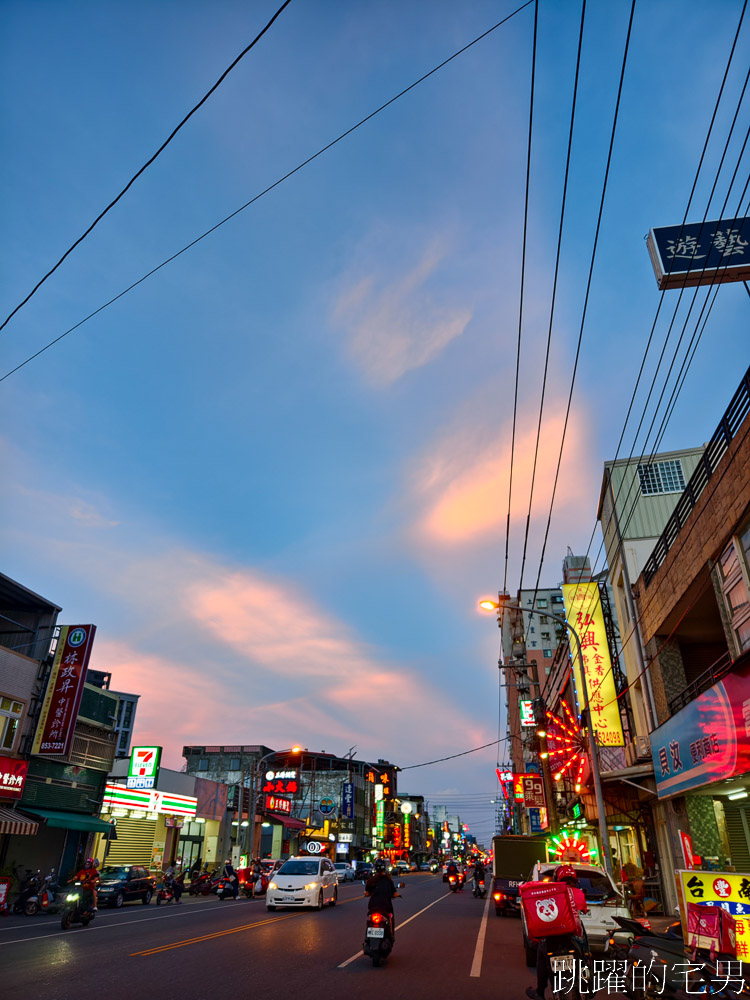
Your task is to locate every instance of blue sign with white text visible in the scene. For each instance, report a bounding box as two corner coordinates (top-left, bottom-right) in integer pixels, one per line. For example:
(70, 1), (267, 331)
(647, 216), (749, 289)
(342, 783), (354, 819)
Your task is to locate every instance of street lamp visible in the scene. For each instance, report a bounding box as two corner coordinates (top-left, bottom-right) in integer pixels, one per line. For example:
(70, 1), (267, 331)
(479, 596), (614, 878)
(245, 746), (304, 864)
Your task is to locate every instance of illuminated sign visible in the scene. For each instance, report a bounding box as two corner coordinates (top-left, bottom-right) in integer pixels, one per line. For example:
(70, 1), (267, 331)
(522, 774), (545, 809)
(265, 795), (291, 815)
(513, 774), (525, 800)
(376, 800), (384, 837)
(263, 770), (299, 795)
(677, 870), (750, 957)
(551, 831), (591, 862)
(647, 216), (750, 291)
(102, 782), (197, 817)
(374, 783), (384, 802)
(400, 802), (413, 814)
(127, 746), (162, 790)
(0, 755), (28, 799)
(651, 656), (750, 798)
(519, 699), (535, 727)
(562, 583), (624, 747)
(305, 841), (323, 854)
(31, 625), (96, 757)
(496, 768), (513, 783)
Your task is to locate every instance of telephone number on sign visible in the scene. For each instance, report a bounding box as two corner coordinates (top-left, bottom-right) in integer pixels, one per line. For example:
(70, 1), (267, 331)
(40, 741), (65, 751)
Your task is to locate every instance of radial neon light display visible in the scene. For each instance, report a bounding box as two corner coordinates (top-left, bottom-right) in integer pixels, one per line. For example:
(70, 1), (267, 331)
(551, 831), (591, 862)
(546, 701), (589, 793)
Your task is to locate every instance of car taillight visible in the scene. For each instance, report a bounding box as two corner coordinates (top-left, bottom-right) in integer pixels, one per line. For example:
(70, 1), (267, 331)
(494, 892), (504, 900)
(371, 912), (385, 925)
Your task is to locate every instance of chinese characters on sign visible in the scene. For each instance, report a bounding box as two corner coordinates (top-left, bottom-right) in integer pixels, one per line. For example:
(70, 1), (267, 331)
(265, 794), (291, 815)
(551, 958), (749, 995)
(0, 756), (28, 799)
(31, 625), (97, 757)
(522, 774), (546, 810)
(262, 769), (299, 795)
(342, 782), (354, 819)
(647, 216), (750, 290)
(678, 871), (750, 959)
(520, 699), (535, 727)
(561, 585), (624, 747)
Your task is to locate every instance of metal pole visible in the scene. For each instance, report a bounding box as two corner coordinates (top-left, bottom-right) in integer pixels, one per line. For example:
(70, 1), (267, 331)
(496, 601), (613, 878)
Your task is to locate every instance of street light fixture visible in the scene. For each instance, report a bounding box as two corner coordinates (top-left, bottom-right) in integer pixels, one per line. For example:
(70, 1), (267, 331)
(479, 595), (614, 878)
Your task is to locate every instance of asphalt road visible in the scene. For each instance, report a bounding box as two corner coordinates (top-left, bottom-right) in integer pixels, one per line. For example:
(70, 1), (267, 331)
(2, 875), (538, 1000)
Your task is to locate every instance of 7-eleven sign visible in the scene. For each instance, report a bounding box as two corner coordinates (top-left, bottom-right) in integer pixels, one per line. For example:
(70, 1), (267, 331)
(127, 746), (162, 789)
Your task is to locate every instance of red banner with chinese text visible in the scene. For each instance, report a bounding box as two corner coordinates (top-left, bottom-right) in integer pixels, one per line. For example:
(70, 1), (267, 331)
(31, 625), (97, 756)
(0, 756), (28, 799)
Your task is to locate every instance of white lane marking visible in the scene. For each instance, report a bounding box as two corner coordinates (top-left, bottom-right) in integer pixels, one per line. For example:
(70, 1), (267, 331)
(469, 892), (491, 977)
(337, 891), (451, 968)
(0, 898), (259, 947)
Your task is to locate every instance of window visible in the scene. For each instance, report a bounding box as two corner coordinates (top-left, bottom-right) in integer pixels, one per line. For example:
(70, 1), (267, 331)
(537, 598), (548, 608)
(552, 594), (563, 604)
(229, 757), (241, 770)
(529, 641), (538, 648)
(543, 649), (553, 658)
(637, 459), (686, 496)
(197, 758), (209, 771)
(529, 626), (535, 634)
(541, 632), (550, 641)
(0, 698), (23, 751)
(718, 538), (750, 653)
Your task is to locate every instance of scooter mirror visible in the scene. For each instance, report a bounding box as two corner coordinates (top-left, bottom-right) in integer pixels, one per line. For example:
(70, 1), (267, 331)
(398, 882), (405, 888)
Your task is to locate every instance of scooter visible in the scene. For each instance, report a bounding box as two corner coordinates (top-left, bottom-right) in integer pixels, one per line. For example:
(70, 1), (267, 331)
(473, 876), (487, 899)
(13, 870), (41, 915)
(542, 933), (592, 1000)
(156, 877), (176, 905)
(23, 870), (60, 916)
(189, 868), (218, 895)
(215, 876), (238, 900)
(363, 883), (404, 967)
(60, 882), (96, 930)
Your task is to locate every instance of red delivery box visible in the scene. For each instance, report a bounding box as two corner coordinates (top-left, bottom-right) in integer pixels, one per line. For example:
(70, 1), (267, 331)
(687, 903), (736, 956)
(520, 880), (583, 939)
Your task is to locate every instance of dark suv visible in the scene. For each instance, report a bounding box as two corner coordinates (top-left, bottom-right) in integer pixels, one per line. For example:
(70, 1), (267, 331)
(354, 863), (374, 881)
(97, 864), (156, 907)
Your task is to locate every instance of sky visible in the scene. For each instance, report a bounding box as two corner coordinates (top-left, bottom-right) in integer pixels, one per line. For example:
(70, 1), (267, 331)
(2, 0), (749, 844)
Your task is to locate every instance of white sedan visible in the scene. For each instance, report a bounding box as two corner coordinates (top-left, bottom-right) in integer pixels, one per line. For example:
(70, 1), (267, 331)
(334, 863), (355, 882)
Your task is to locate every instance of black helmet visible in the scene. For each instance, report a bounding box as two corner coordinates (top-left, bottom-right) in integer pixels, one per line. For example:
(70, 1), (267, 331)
(374, 859), (387, 873)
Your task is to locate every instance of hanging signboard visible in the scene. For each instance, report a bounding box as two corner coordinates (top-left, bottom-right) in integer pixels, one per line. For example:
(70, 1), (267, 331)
(127, 746), (162, 790)
(513, 774), (525, 801)
(519, 699), (535, 727)
(31, 625), (97, 756)
(522, 774), (546, 810)
(262, 770), (299, 794)
(342, 782), (354, 819)
(561, 584), (624, 747)
(647, 216), (750, 290)
(0, 756), (28, 799)
(676, 870), (750, 959)
(651, 654), (750, 798)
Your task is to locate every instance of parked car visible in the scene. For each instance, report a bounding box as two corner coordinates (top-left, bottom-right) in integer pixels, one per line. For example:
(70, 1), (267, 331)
(520, 863), (631, 963)
(97, 864), (156, 908)
(334, 863), (355, 882)
(266, 857), (338, 910)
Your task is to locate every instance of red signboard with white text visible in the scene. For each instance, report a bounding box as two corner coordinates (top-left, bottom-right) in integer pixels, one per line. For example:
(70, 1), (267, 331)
(265, 794), (291, 815)
(0, 756), (28, 799)
(31, 625), (97, 756)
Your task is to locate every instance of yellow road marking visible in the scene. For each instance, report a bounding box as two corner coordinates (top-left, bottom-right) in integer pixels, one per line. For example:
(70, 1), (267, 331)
(131, 892), (365, 957)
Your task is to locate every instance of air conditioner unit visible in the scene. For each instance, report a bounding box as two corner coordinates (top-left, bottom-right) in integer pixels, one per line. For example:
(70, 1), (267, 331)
(635, 736), (651, 760)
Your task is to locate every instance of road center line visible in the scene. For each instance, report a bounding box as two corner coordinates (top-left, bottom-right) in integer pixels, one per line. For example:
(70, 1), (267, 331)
(338, 891), (451, 968)
(469, 892), (491, 977)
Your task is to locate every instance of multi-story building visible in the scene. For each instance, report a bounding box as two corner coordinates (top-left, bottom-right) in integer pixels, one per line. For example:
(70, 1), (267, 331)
(86, 669), (140, 757)
(632, 367), (750, 911)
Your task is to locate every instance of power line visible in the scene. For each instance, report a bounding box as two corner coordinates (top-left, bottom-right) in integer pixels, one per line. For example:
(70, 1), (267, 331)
(518, 0), (586, 597)
(0, 0), (294, 334)
(502, 0), (538, 595)
(0, 0), (534, 384)
(401, 736), (509, 771)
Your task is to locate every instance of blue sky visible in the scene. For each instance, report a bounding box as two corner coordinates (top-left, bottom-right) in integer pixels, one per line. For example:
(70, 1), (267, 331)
(2, 0), (748, 842)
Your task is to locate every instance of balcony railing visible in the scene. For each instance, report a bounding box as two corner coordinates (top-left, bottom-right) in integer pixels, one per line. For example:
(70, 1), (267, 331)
(667, 650), (733, 715)
(643, 367), (750, 587)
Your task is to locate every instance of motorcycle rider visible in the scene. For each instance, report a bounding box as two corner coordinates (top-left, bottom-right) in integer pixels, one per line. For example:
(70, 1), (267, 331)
(473, 858), (486, 891)
(222, 858), (239, 899)
(445, 858), (462, 890)
(365, 859), (400, 938)
(526, 865), (589, 1000)
(72, 858), (101, 911)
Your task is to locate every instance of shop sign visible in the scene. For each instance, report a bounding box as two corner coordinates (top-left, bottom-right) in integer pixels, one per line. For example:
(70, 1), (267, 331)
(342, 782), (354, 819)
(513, 774), (525, 801)
(319, 797), (335, 815)
(127, 746), (162, 790)
(522, 774), (546, 810)
(529, 808), (542, 834)
(651, 656), (750, 798)
(102, 782), (197, 817)
(262, 770), (298, 795)
(305, 841), (323, 854)
(520, 699), (535, 727)
(561, 584), (624, 747)
(496, 768), (513, 783)
(677, 870), (750, 958)
(265, 794), (291, 815)
(647, 216), (750, 290)
(338, 832), (353, 843)
(31, 625), (97, 756)
(679, 830), (696, 870)
(0, 756), (28, 799)
(376, 800), (385, 837)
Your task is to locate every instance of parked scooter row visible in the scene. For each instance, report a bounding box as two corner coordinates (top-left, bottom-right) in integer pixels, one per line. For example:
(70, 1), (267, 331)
(13, 869), (60, 916)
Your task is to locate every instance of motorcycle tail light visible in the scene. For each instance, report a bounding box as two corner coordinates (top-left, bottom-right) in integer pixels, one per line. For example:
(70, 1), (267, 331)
(494, 892), (503, 900)
(371, 912), (385, 925)
(42, 898), (49, 908)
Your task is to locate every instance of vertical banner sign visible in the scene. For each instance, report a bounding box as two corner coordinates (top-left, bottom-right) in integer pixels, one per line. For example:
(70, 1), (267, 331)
(522, 774), (546, 809)
(679, 830), (696, 870)
(561, 584), (624, 747)
(519, 699), (535, 727)
(376, 800), (385, 838)
(31, 625), (97, 756)
(342, 782), (354, 819)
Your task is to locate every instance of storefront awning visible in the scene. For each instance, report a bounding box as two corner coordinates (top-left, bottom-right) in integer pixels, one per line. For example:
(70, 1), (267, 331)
(266, 812), (306, 830)
(0, 806), (39, 836)
(25, 808), (113, 833)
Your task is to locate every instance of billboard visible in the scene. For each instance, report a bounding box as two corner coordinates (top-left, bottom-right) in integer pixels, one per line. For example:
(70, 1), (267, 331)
(561, 584), (624, 747)
(651, 654), (750, 798)
(647, 216), (749, 290)
(31, 625), (97, 756)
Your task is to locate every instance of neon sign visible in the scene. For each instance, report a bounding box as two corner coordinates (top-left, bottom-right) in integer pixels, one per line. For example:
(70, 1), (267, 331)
(551, 831), (591, 862)
(265, 795), (291, 815)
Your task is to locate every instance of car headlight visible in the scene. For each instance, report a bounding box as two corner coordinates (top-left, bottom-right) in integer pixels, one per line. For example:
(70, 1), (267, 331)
(304, 881), (320, 890)
(268, 882), (277, 891)
(66, 893), (80, 901)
